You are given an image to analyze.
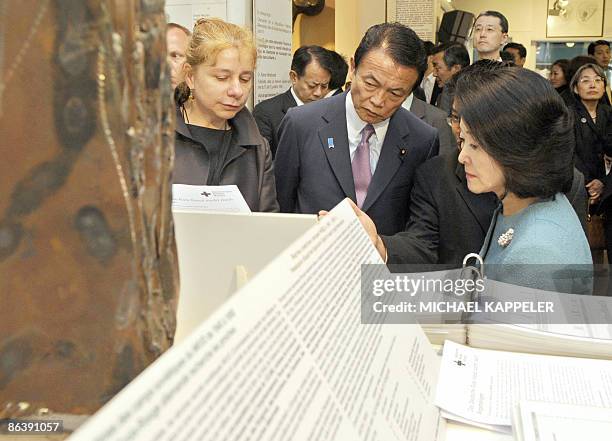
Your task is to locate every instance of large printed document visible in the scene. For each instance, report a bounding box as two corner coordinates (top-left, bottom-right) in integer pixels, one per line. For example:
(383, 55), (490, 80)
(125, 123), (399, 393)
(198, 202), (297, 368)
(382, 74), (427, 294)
(435, 341), (612, 428)
(70, 200), (442, 441)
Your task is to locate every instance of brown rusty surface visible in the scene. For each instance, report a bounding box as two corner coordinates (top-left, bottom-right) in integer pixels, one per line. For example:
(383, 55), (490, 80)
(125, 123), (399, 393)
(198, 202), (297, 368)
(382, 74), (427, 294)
(0, 0), (179, 416)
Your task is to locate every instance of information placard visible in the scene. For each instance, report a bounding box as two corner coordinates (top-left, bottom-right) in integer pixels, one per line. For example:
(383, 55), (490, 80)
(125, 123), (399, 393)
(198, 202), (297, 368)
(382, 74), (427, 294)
(393, 0), (437, 42)
(253, 0), (292, 104)
(165, 0), (228, 30)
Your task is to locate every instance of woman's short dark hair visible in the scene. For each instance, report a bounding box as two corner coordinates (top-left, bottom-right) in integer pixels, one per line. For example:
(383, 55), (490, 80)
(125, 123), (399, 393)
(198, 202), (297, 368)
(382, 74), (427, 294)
(552, 58), (570, 82)
(353, 22), (427, 75)
(445, 60), (507, 108)
(456, 66), (574, 199)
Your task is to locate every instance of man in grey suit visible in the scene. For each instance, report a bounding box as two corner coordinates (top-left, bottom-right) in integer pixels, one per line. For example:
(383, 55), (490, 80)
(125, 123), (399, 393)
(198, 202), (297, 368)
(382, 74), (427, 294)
(403, 94), (456, 155)
(432, 42), (470, 113)
(275, 23), (439, 236)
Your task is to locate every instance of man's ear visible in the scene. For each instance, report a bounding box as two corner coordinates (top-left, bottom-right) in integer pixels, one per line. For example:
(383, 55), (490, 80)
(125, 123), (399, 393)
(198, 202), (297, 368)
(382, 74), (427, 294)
(450, 65), (462, 76)
(501, 33), (509, 48)
(289, 70), (298, 85)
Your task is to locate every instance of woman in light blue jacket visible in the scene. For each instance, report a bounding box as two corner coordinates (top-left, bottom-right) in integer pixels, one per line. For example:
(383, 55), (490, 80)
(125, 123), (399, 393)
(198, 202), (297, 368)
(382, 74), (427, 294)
(455, 65), (592, 293)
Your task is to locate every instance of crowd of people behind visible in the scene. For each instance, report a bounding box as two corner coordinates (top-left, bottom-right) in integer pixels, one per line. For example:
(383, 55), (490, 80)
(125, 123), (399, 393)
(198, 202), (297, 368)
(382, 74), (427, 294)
(165, 11), (612, 294)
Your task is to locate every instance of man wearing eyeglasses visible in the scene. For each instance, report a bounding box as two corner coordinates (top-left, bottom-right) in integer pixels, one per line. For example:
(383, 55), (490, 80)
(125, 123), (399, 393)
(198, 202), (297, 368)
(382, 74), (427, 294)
(472, 11), (508, 61)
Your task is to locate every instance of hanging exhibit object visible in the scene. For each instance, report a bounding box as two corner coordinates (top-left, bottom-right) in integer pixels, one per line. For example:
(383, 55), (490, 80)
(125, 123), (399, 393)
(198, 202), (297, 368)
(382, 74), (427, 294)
(0, 0), (179, 420)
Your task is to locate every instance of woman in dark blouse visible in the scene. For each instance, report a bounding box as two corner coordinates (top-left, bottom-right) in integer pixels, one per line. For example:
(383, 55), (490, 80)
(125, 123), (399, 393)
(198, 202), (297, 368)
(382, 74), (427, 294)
(173, 18), (278, 212)
(569, 63), (612, 258)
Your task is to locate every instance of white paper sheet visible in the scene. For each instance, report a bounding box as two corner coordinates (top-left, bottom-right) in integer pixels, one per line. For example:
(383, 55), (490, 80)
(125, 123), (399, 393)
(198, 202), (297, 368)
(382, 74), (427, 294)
(435, 341), (612, 427)
(172, 184), (251, 212)
(514, 401), (612, 441)
(70, 200), (442, 441)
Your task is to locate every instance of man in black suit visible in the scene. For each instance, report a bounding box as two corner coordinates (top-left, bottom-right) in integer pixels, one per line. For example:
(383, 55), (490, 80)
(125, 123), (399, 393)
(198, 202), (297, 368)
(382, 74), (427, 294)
(275, 23), (439, 236)
(253, 46), (334, 157)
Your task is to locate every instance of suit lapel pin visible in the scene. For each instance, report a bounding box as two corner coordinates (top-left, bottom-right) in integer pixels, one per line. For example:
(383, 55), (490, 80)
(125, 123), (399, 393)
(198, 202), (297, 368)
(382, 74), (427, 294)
(327, 138), (335, 149)
(398, 147), (407, 159)
(580, 117), (587, 123)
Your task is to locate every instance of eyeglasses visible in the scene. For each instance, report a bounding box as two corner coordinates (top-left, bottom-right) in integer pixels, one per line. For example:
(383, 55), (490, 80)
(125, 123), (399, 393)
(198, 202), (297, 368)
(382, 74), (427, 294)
(579, 77), (605, 86)
(446, 114), (460, 127)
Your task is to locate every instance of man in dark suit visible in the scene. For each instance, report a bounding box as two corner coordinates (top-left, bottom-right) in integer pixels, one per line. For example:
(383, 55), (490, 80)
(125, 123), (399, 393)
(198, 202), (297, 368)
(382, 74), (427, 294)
(432, 42), (470, 113)
(404, 94), (456, 155)
(275, 23), (439, 236)
(253, 46), (334, 157)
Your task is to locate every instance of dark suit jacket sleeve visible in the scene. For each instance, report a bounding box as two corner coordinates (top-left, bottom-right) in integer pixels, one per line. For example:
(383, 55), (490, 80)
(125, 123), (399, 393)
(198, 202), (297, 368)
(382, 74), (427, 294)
(274, 109), (300, 212)
(431, 117), (454, 156)
(604, 109), (612, 157)
(259, 137), (280, 213)
(380, 164), (439, 264)
(428, 132), (440, 159)
(253, 104), (274, 149)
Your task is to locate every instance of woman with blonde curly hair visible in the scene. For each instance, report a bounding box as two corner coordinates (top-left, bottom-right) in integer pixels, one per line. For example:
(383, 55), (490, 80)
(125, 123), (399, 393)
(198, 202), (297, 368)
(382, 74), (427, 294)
(173, 18), (278, 212)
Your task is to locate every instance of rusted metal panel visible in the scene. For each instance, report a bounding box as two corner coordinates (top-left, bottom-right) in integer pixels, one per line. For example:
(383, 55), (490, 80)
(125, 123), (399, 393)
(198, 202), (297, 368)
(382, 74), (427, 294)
(0, 0), (179, 417)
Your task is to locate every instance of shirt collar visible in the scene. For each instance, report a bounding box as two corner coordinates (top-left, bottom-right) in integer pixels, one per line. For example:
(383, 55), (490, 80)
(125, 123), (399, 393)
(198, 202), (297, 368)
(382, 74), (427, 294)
(345, 90), (390, 141)
(290, 87), (305, 106)
(401, 93), (414, 112)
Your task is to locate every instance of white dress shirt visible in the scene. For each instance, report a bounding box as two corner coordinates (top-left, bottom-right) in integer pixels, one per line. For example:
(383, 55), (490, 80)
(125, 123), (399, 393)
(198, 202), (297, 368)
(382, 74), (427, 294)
(345, 91), (390, 174)
(401, 93), (414, 112)
(290, 87), (304, 106)
(420, 72), (435, 104)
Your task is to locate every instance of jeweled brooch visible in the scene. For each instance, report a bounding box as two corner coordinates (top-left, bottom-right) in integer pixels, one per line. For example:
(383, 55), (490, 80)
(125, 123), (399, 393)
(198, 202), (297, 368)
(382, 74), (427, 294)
(497, 228), (514, 248)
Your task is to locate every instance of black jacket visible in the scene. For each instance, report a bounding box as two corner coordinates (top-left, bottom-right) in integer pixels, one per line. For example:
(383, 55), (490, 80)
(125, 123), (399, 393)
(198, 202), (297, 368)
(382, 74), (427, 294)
(571, 101), (612, 185)
(382, 154), (497, 266)
(253, 88), (297, 158)
(173, 107), (279, 212)
(382, 154), (588, 267)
